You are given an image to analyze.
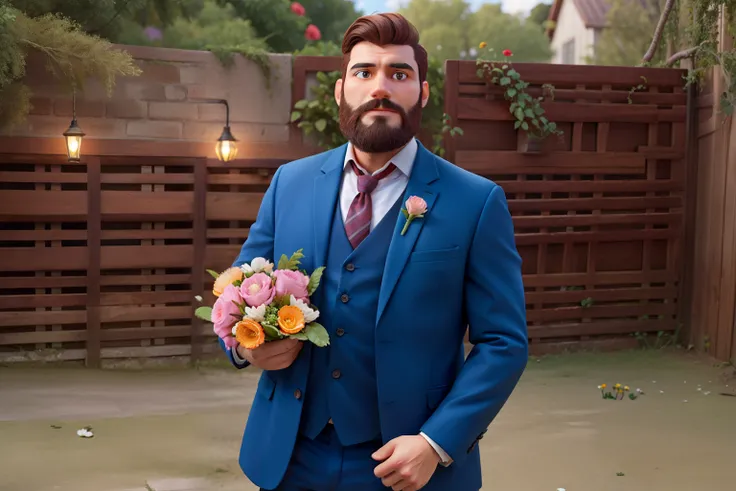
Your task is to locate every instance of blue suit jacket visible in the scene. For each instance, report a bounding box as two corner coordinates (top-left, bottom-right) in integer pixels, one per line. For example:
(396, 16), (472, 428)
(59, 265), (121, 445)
(224, 141), (528, 491)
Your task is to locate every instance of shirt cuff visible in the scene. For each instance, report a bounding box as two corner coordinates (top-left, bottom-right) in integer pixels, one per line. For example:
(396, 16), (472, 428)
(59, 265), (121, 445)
(231, 344), (248, 366)
(420, 431), (453, 466)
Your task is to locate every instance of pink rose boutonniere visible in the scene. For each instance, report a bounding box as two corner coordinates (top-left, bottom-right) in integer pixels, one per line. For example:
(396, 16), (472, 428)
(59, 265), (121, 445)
(401, 196), (428, 235)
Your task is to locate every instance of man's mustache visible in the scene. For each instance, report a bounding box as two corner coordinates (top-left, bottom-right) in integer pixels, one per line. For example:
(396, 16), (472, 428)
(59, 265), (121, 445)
(352, 98), (406, 119)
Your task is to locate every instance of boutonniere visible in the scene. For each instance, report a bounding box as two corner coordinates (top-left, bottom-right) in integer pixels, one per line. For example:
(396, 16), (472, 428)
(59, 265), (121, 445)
(400, 196), (428, 235)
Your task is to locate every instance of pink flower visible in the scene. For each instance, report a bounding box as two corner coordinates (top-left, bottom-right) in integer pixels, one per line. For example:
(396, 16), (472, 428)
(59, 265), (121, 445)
(502, 49), (513, 57)
(212, 284), (242, 340)
(405, 196), (427, 216)
(305, 24), (321, 41)
(290, 2), (305, 16)
(239, 272), (276, 307)
(273, 269), (310, 302)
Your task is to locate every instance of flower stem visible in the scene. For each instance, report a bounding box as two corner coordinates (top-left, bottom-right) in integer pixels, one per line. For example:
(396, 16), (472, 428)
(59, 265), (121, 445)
(401, 216), (413, 235)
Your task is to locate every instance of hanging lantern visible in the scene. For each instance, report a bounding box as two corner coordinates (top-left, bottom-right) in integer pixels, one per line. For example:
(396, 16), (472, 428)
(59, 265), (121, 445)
(215, 124), (238, 162)
(63, 88), (85, 162)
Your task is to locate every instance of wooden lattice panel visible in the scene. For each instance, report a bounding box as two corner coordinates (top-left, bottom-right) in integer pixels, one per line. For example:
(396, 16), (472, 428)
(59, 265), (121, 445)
(444, 61), (689, 347)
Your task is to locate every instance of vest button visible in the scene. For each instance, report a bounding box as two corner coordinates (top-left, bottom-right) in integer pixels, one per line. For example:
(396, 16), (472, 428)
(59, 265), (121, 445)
(332, 369), (341, 379)
(340, 293), (349, 303)
(345, 263), (355, 272)
(294, 389), (302, 399)
(336, 328), (345, 336)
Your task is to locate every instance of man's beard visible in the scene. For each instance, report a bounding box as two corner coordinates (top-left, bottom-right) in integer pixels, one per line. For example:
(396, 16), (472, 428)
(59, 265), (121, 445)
(338, 93), (422, 154)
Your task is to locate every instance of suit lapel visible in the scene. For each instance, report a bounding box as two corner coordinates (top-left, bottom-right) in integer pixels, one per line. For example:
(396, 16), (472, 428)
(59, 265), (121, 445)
(313, 144), (347, 270)
(377, 143), (440, 323)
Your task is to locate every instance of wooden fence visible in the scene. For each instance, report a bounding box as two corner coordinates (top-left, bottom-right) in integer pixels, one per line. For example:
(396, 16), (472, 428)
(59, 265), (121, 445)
(0, 57), (697, 364)
(443, 60), (692, 352)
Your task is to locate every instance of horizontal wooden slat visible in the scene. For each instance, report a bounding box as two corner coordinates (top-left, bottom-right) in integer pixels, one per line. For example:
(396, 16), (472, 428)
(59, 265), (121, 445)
(456, 151), (646, 174)
(100, 245), (193, 269)
(0, 172), (87, 183)
(99, 273), (192, 286)
(0, 229), (88, 241)
(100, 325), (191, 341)
(0, 276), (88, 289)
(208, 174), (273, 185)
(509, 196), (681, 212)
(525, 287), (678, 304)
(0, 329), (87, 345)
(101, 229), (193, 240)
(0, 191), (87, 220)
(499, 179), (682, 193)
(527, 319), (675, 338)
(99, 305), (191, 323)
(515, 228), (678, 245)
(457, 85), (688, 106)
(0, 309), (86, 327)
(514, 212), (681, 228)
(205, 158), (288, 170)
(101, 191), (192, 218)
(207, 228), (250, 239)
(0, 247), (87, 271)
(100, 174), (194, 185)
(526, 302), (676, 323)
(0, 294), (87, 309)
(523, 270), (677, 287)
(99, 290), (193, 306)
(205, 244), (242, 270)
(206, 192), (264, 220)
(457, 98), (686, 124)
(455, 60), (687, 87)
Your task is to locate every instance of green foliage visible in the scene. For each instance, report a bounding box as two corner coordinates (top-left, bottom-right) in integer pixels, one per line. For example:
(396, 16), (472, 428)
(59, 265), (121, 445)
(290, 57), (462, 155)
(223, 0), (310, 53)
(399, 0), (552, 62)
(305, 322), (330, 347)
(194, 306), (213, 322)
(297, 0), (361, 47)
(528, 2), (552, 29)
(277, 249), (305, 271)
(294, 40), (342, 57)
(476, 48), (561, 139)
(307, 266), (325, 296)
(0, 3), (141, 129)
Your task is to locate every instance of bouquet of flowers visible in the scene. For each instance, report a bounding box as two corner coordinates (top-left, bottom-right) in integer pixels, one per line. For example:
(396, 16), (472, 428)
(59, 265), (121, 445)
(195, 249), (329, 350)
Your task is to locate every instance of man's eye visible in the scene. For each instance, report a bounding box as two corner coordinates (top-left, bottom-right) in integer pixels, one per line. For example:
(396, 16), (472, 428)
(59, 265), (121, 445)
(393, 72), (408, 80)
(355, 70), (370, 79)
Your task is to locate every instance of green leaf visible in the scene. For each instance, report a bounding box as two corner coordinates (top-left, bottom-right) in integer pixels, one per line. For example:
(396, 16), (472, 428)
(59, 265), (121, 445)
(277, 249), (305, 271)
(308, 100), (320, 109)
(315, 119), (327, 132)
(454, 127), (464, 136)
(290, 332), (309, 341)
(534, 105), (544, 116)
(307, 266), (325, 296)
(506, 88), (517, 98)
(290, 111), (301, 122)
(261, 322), (283, 340)
(507, 69), (519, 79)
(500, 77), (511, 86)
(294, 99), (308, 109)
(206, 269), (219, 279)
(515, 107), (524, 121)
(194, 306), (212, 322)
(525, 108), (534, 118)
(522, 122), (529, 131)
(514, 120), (522, 129)
(305, 322), (330, 347)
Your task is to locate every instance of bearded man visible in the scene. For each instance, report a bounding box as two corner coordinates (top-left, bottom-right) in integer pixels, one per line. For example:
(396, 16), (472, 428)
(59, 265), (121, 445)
(223, 12), (528, 491)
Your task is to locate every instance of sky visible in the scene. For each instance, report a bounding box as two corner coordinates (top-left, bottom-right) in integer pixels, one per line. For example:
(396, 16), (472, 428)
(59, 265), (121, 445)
(353, 0), (549, 16)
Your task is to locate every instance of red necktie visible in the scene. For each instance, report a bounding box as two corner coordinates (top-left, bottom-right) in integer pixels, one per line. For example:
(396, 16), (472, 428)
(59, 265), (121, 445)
(344, 160), (396, 248)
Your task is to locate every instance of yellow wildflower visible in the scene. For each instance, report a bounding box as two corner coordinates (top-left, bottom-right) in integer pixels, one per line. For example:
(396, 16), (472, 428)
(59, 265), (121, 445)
(479, 41), (487, 49)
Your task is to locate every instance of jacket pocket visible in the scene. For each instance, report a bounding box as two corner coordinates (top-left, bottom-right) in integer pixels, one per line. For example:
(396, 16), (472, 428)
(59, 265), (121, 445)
(408, 245), (461, 264)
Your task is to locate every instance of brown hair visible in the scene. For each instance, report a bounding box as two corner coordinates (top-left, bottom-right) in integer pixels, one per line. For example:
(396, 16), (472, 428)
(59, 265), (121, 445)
(341, 13), (428, 84)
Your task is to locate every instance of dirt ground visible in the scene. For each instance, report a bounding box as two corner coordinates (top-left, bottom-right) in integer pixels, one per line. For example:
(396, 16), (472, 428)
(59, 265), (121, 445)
(0, 349), (734, 491)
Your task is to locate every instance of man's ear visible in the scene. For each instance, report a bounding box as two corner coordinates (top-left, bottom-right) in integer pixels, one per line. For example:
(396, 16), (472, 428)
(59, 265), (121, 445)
(420, 80), (430, 108)
(335, 78), (343, 105)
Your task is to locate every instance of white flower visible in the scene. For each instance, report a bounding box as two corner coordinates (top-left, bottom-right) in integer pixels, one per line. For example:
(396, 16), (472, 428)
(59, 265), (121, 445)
(290, 295), (319, 323)
(241, 263), (253, 275)
(241, 257), (274, 275)
(194, 295), (203, 302)
(77, 428), (94, 438)
(245, 304), (267, 322)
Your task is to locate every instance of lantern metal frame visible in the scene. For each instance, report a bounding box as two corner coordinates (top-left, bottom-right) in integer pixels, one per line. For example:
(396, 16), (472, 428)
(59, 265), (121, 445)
(63, 86), (85, 162)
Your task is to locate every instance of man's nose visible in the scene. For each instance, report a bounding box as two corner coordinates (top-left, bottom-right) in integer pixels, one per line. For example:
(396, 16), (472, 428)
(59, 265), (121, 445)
(370, 74), (391, 100)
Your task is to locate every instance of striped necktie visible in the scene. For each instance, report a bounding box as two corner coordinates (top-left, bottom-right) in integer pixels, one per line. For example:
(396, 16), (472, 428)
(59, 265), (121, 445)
(344, 160), (396, 249)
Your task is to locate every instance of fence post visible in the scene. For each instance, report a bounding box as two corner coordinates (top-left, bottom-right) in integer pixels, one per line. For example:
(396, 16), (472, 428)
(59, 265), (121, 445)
(86, 156), (101, 367)
(191, 158), (208, 363)
(443, 60), (460, 163)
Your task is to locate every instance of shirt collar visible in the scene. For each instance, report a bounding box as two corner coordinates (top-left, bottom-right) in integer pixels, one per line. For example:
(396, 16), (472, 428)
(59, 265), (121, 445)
(343, 137), (417, 177)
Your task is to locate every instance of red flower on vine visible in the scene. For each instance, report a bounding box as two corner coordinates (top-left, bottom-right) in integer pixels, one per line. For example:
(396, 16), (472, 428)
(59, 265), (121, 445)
(305, 24), (321, 41)
(503, 49), (513, 57)
(290, 2), (305, 16)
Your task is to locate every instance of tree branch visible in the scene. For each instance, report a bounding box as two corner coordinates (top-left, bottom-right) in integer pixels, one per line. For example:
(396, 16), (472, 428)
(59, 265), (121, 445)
(665, 46), (700, 67)
(641, 0), (676, 65)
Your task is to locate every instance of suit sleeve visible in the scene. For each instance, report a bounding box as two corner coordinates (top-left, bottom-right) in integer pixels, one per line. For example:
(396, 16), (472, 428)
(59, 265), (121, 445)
(219, 166), (283, 369)
(419, 184), (528, 463)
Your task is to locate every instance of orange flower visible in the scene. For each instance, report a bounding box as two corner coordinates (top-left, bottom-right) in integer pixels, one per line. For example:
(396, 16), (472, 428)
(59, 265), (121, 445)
(479, 41), (487, 49)
(278, 305), (305, 334)
(234, 319), (265, 349)
(213, 267), (243, 297)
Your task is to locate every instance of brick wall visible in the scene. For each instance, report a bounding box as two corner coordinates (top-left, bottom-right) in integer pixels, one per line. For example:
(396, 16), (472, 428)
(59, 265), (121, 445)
(1, 45), (294, 146)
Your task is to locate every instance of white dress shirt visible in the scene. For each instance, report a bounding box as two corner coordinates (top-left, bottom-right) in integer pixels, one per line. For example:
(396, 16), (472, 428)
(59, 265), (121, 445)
(233, 137), (453, 465)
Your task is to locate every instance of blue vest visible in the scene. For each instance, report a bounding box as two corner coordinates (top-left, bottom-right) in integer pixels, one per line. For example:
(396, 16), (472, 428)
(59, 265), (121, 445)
(299, 195), (404, 445)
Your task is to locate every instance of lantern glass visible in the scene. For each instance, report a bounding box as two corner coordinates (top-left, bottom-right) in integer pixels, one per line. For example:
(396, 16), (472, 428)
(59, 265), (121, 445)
(63, 119), (85, 162)
(216, 125), (238, 162)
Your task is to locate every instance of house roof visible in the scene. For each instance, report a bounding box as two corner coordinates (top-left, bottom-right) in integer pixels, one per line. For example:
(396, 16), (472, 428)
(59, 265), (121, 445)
(546, 0), (612, 40)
